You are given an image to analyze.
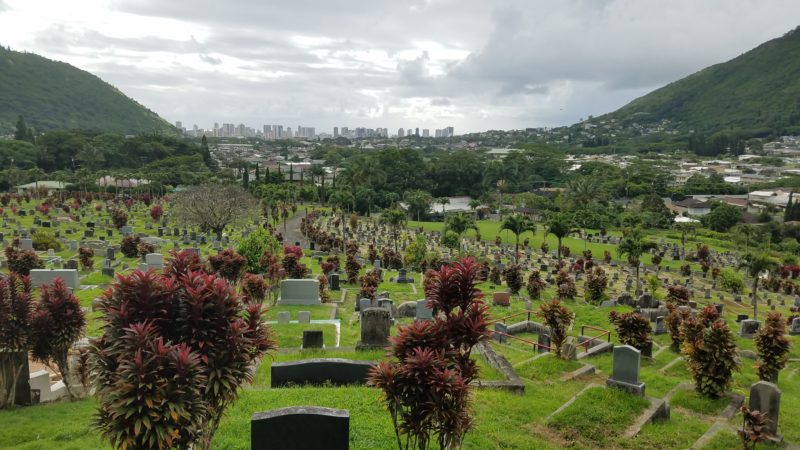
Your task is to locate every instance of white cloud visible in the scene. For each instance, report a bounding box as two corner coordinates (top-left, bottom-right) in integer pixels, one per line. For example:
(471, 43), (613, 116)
(1, 0), (799, 133)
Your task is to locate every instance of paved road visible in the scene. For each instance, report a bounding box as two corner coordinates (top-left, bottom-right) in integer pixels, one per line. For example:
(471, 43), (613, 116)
(280, 212), (307, 247)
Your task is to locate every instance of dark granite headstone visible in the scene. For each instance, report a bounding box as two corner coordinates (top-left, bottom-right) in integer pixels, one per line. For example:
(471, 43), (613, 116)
(302, 330), (324, 349)
(251, 406), (349, 450)
(271, 358), (375, 387)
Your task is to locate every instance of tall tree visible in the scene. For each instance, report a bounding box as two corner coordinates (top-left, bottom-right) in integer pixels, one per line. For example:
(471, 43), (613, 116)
(547, 213), (572, 262)
(617, 227), (657, 295)
(501, 214), (536, 263)
(738, 253), (779, 320)
(380, 209), (407, 253)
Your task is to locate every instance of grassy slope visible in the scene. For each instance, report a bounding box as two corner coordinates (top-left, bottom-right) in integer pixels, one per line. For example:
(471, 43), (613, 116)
(0, 47), (175, 134)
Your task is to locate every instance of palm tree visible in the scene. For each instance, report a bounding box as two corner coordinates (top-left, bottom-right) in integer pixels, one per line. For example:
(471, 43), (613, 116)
(675, 222), (698, 260)
(617, 227), (657, 295)
(309, 164), (326, 202)
(468, 199), (481, 215)
(445, 212), (478, 253)
(565, 177), (602, 207)
(501, 214), (536, 263)
(738, 253), (779, 320)
(547, 213), (573, 262)
(380, 208), (407, 252)
(328, 189), (354, 251)
(436, 197), (450, 214)
(735, 224), (756, 254)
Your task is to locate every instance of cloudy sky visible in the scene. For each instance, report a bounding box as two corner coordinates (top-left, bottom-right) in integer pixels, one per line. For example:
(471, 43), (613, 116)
(1, 0), (799, 134)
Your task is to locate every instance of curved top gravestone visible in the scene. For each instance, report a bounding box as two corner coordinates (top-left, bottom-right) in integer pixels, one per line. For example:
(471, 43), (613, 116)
(251, 406), (349, 450)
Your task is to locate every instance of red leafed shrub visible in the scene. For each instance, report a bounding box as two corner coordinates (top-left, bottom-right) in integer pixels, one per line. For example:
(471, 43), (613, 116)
(240, 273), (267, 304)
(318, 274), (331, 303)
(584, 266), (608, 305)
(110, 208), (128, 229)
(119, 236), (141, 258)
(503, 264), (523, 294)
(526, 269), (547, 300)
(369, 258), (489, 450)
(555, 269), (577, 300)
(489, 265), (502, 285)
(78, 247), (94, 271)
(608, 311), (653, 356)
(4, 246), (44, 276)
(137, 241), (155, 257)
(92, 270), (276, 450)
(321, 261), (335, 275)
(36, 203), (50, 215)
(326, 255), (340, 272)
(283, 245), (303, 259)
(149, 205), (163, 222)
(681, 305), (739, 398)
(537, 299), (574, 358)
(345, 255), (361, 284)
(666, 285), (691, 306)
(164, 249), (206, 278)
(94, 203), (102, 212)
(738, 405), (770, 450)
(665, 302), (692, 351)
(358, 269), (380, 300)
(754, 312), (790, 382)
(281, 253), (308, 279)
(0, 273), (33, 408)
(29, 279), (85, 398)
(209, 249), (247, 282)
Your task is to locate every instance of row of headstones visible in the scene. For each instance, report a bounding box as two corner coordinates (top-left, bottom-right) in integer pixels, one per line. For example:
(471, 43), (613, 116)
(607, 344), (784, 440)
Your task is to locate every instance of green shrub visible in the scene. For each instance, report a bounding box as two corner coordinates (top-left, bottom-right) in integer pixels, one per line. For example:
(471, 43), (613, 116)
(754, 312), (790, 382)
(32, 230), (62, 252)
(236, 228), (281, 273)
(718, 268), (745, 293)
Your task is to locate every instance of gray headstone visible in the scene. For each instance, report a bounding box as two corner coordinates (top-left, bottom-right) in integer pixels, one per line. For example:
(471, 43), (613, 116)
(654, 316), (667, 335)
(251, 407), (349, 450)
(277, 312), (291, 324)
(606, 345), (645, 396)
(739, 319), (760, 338)
(358, 298), (372, 313)
(749, 381), (782, 439)
(29, 269), (80, 289)
(278, 279), (321, 305)
(415, 299), (433, 321)
(790, 317), (800, 336)
(356, 307), (391, 350)
(298, 311), (311, 324)
(19, 238), (33, 250)
(493, 322), (508, 343)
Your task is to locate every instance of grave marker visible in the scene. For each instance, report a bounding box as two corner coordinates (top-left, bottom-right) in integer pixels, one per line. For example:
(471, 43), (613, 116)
(251, 407), (349, 450)
(606, 345), (645, 396)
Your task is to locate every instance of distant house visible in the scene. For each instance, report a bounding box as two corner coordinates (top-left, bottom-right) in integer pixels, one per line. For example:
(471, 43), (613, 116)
(748, 189), (792, 210)
(15, 181), (69, 195)
(672, 198), (712, 216)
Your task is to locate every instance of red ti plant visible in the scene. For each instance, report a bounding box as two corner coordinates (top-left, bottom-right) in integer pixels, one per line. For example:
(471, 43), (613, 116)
(110, 208), (128, 229)
(369, 258), (490, 450)
(240, 273), (267, 304)
(0, 274), (33, 408)
(29, 278), (86, 398)
(537, 299), (575, 358)
(78, 247), (94, 271)
(208, 249), (247, 282)
(149, 204), (163, 222)
(92, 269), (276, 450)
(164, 249), (207, 278)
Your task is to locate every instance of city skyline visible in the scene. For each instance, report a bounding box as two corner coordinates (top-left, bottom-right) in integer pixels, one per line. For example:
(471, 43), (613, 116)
(176, 121), (455, 139)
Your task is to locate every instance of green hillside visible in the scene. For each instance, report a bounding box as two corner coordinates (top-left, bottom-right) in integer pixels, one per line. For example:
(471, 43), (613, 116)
(605, 27), (800, 134)
(0, 47), (176, 135)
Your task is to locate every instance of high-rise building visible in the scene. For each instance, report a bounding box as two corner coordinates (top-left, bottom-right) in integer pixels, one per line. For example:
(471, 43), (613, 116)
(341, 127), (349, 136)
(263, 125), (271, 138)
(415, 127), (419, 137)
(422, 129), (430, 137)
(435, 129), (442, 138)
(444, 126), (454, 138)
(398, 128), (405, 138)
(333, 127), (339, 138)
(175, 121), (183, 130)
(276, 125), (283, 138)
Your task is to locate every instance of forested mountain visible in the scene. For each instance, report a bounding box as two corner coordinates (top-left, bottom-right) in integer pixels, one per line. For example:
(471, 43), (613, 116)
(603, 26), (800, 135)
(0, 47), (175, 135)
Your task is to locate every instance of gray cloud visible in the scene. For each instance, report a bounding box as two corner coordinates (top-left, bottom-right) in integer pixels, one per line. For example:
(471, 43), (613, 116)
(13, 0), (800, 133)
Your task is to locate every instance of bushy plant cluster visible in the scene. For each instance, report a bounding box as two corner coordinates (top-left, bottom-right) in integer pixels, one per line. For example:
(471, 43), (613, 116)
(666, 285), (691, 306)
(555, 269), (577, 300)
(381, 248), (403, 270)
(208, 249), (247, 282)
(110, 208), (128, 229)
(608, 311), (653, 356)
(4, 246), (43, 275)
(78, 247), (94, 271)
(149, 204), (163, 221)
(489, 265), (502, 285)
(119, 235), (149, 258)
(754, 312), (791, 382)
(92, 269), (276, 450)
(584, 266), (608, 304)
(718, 268), (745, 293)
(345, 255), (361, 284)
(369, 258), (489, 450)
(502, 264), (523, 294)
(0, 273), (33, 408)
(681, 305), (739, 398)
(236, 228), (281, 273)
(526, 269), (547, 300)
(665, 302), (692, 351)
(281, 245), (309, 279)
(359, 269), (380, 300)
(164, 249), (206, 278)
(537, 299), (574, 358)
(318, 274), (331, 303)
(32, 229), (62, 251)
(240, 273), (267, 304)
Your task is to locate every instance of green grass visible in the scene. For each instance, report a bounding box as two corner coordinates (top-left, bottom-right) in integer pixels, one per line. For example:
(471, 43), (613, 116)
(670, 389), (732, 416)
(548, 386), (650, 448)
(514, 354), (583, 382)
(80, 271), (114, 286)
(271, 323), (337, 348)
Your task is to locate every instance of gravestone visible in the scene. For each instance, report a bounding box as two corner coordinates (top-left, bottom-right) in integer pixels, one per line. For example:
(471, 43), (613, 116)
(106, 248), (115, 261)
(356, 308), (391, 350)
(301, 330), (324, 349)
(19, 238), (33, 250)
(251, 407), (349, 450)
(297, 311), (311, 324)
(29, 269), (80, 289)
(637, 293), (658, 309)
(537, 333), (551, 354)
(357, 298), (372, 313)
(377, 298), (395, 318)
(277, 312), (291, 324)
(278, 279), (321, 305)
(561, 337), (578, 361)
(606, 345), (645, 396)
(493, 292), (511, 306)
(654, 316), (667, 335)
(64, 260), (78, 270)
(749, 381), (782, 441)
(790, 317), (800, 336)
(120, 226), (133, 235)
(493, 322), (508, 343)
(736, 314), (749, 323)
(271, 359), (374, 387)
(329, 273), (340, 291)
(739, 320), (760, 338)
(415, 299), (433, 321)
(396, 301), (416, 318)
